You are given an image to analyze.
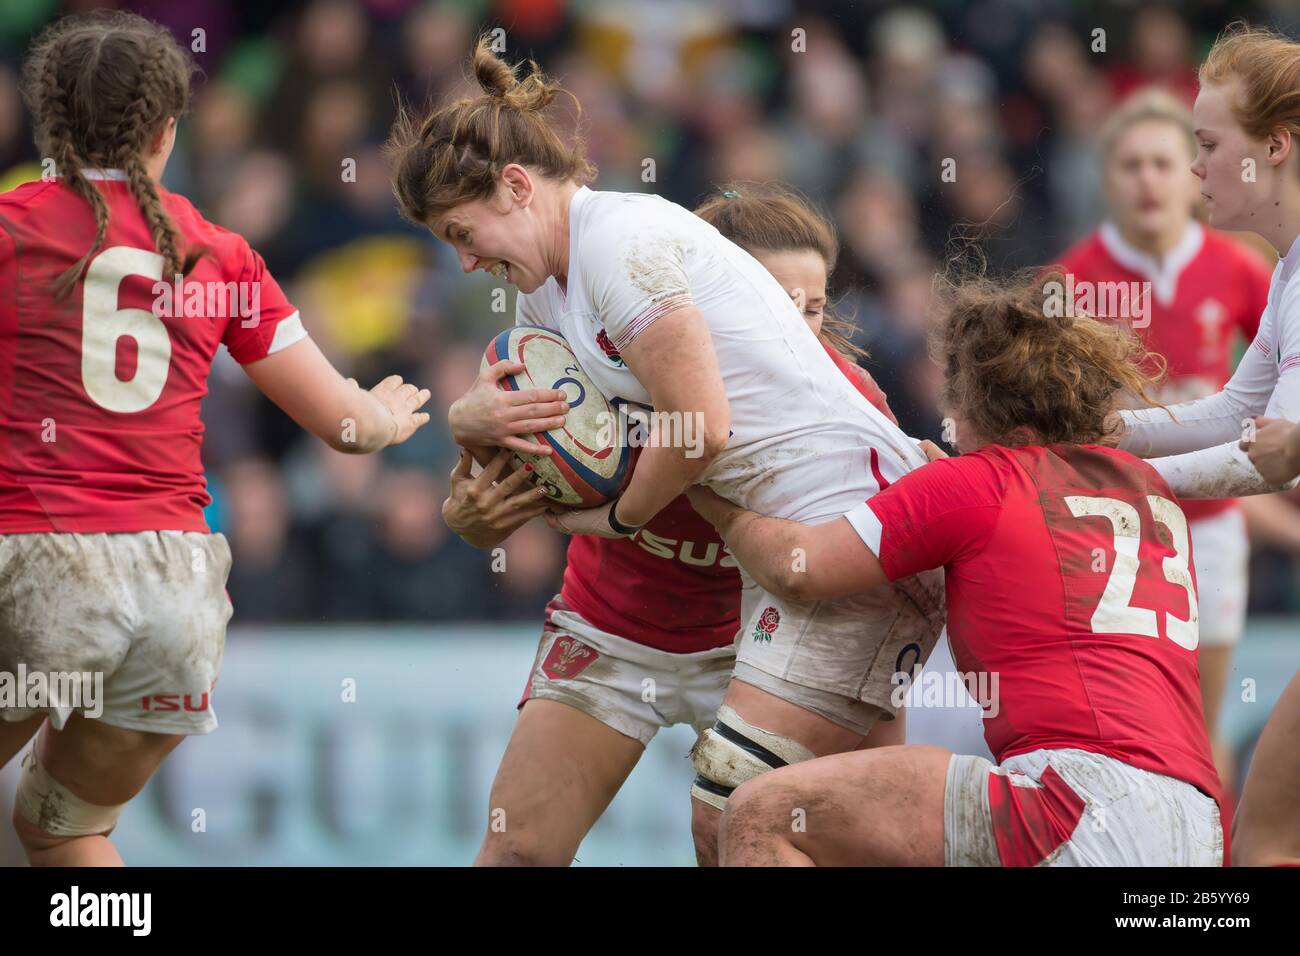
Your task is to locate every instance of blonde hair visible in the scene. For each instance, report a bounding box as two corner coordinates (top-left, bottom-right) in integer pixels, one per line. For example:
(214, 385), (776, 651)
(1200, 23), (1300, 149)
(385, 36), (596, 225)
(1099, 88), (1196, 161)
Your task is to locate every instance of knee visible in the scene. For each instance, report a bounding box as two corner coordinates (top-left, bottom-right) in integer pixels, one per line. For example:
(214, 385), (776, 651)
(475, 826), (573, 868)
(718, 776), (795, 860)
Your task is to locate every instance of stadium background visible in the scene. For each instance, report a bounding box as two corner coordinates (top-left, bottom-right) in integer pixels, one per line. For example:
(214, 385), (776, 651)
(0, 0), (1297, 865)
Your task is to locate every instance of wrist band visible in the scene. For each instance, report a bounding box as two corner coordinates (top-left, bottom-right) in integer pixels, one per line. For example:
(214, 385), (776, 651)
(608, 499), (641, 536)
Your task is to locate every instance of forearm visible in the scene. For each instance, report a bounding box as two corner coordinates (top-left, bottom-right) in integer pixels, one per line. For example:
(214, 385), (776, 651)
(1119, 395), (1256, 458)
(1120, 345), (1278, 457)
(337, 392), (397, 454)
(617, 442), (719, 527)
(1149, 440), (1300, 498)
(711, 508), (809, 600)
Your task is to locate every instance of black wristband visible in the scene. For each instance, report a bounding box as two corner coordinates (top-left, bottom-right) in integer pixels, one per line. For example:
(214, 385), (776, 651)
(608, 499), (641, 536)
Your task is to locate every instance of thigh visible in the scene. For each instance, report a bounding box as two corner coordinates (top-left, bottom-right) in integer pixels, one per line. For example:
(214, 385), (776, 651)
(724, 744), (950, 866)
(479, 699), (644, 864)
(36, 714), (184, 807)
(0, 533), (133, 725)
(1235, 672), (1300, 865)
(103, 532), (232, 735)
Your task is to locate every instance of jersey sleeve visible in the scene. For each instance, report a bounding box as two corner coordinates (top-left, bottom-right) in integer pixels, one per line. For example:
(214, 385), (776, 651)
(220, 238), (307, 364)
(1119, 292), (1280, 456)
(841, 453), (1004, 580)
(581, 215), (695, 353)
(1145, 279), (1300, 496)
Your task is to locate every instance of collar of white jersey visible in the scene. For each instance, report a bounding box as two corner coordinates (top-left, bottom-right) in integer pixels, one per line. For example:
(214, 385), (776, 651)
(79, 168), (128, 181)
(1098, 219), (1204, 306)
(1278, 230), (1300, 285)
(567, 184), (593, 244)
(561, 185), (595, 300)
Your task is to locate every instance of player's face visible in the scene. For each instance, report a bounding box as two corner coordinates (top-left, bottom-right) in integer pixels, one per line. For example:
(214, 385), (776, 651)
(432, 187), (549, 294)
(750, 248), (828, 336)
(1103, 119), (1197, 241)
(1191, 80), (1269, 230)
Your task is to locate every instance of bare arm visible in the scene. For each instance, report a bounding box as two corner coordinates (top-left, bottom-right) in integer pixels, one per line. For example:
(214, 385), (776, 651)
(242, 337), (430, 453)
(685, 486), (887, 601)
(613, 306), (731, 526)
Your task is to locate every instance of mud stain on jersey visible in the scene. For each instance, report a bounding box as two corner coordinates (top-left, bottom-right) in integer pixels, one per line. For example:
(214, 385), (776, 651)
(622, 236), (693, 305)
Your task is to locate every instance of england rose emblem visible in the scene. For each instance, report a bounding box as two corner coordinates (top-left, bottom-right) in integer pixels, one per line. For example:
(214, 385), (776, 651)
(752, 606), (780, 643)
(596, 329), (624, 367)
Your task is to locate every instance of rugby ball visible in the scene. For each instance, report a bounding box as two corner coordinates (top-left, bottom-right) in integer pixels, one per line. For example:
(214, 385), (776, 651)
(481, 327), (634, 507)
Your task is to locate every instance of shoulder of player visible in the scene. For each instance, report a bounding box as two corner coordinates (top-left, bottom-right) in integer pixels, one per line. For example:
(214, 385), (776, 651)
(905, 445), (1010, 499)
(575, 189), (698, 259)
(0, 179), (61, 207)
(158, 187), (254, 267)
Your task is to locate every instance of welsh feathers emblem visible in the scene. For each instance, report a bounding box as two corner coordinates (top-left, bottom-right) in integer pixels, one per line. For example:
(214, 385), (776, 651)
(752, 606), (780, 643)
(541, 636), (598, 679)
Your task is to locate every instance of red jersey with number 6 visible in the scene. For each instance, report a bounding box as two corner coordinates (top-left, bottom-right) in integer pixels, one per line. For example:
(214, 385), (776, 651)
(0, 173), (305, 533)
(844, 443), (1220, 808)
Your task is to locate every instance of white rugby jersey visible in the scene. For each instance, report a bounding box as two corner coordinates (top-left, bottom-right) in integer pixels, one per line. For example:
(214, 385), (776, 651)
(515, 186), (927, 522)
(1120, 231), (1300, 496)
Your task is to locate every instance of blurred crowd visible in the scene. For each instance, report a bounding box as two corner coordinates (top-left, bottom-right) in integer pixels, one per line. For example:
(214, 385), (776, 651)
(2, 0), (1299, 621)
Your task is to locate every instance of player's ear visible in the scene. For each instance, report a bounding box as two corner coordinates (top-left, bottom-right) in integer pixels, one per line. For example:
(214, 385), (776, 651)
(500, 164), (535, 209)
(1267, 126), (1293, 170)
(150, 116), (177, 158)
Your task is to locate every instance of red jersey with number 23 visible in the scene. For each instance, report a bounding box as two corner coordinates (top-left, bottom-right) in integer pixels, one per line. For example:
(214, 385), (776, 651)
(844, 443), (1221, 809)
(0, 174), (305, 534)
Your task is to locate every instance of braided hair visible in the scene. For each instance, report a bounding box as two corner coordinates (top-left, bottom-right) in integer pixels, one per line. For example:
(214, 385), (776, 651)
(20, 10), (196, 297)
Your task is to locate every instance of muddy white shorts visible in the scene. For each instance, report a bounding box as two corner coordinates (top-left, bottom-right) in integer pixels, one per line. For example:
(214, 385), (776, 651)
(1190, 508), (1248, 649)
(520, 597), (735, 746)
(732, 565), (946, 736)
(944, 747), (1224, 866)
(0, 531), (233, 734)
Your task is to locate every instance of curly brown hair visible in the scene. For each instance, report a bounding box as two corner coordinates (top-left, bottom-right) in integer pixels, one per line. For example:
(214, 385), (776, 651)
(694, 182), (867, 362)
(385, 36), (597, 227)
(21, 10), (197, 298)
(930, 270), (1166, 448)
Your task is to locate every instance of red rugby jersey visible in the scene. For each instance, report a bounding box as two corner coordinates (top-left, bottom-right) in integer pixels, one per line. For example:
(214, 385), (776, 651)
(1054, 222), (1271, 520)
(846, 443), (1222, 814)
(0, 173), (304, 533)
(562, 341), (896, 652)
